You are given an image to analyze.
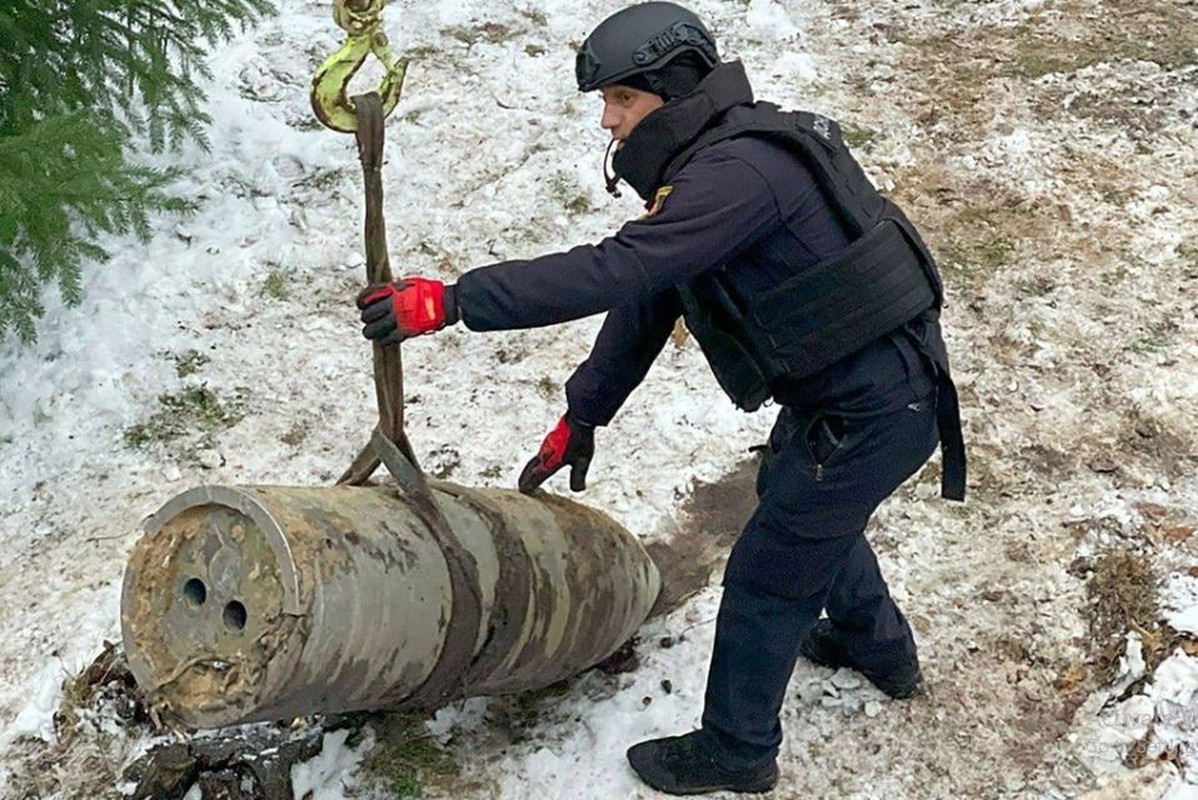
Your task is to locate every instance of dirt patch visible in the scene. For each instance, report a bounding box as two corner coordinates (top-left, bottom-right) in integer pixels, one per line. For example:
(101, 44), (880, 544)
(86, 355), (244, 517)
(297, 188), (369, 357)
(896, 1), (1198, 86)
(5, 644), (149, 800)
(1004, 2), (1198, 77)
(5, 646), (436, 800)
(644, 455), (760, 617)
(1019, 443), (1076, 481)
(891, 173), (1048, 290)
(1120, 408), (1198, 481)
(1078, 549), (1161, 684)
(171, 349), (210, 378)
(123, 386), (246, 449)
(359, 713), (463, 800)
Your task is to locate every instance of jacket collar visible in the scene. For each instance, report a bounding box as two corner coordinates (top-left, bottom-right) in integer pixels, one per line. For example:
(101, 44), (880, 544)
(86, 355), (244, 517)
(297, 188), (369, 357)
(611, 61), (755, 202)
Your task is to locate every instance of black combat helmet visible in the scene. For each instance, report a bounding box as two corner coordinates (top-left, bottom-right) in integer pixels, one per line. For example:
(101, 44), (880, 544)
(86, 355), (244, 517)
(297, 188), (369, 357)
(576, 2), (719, 93)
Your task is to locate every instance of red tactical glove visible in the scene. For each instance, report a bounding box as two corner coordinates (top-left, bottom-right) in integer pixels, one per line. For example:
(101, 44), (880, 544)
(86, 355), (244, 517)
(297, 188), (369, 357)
(357, 278), (458, 346)
(518, 414), (596, 494)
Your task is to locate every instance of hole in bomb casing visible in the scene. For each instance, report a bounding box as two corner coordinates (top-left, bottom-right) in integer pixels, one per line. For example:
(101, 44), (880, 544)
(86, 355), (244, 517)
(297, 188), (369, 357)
(183, 578), (208, 607)
(223, 601), (248, 631)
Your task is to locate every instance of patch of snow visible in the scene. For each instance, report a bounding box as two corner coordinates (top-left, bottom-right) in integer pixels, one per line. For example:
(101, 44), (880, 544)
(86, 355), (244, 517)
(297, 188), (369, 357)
(0, 660), (64, 747)
(830, 668), (863, 691)
(1166, 783), (1198, 800)
(1079, 763), (1180, 800)
(745, 0), (800, 41)
(290, 728), (374, 800)
(1163, 574), (1198, 636)
(1147, 652), (1198, 708)
(1115, 632), (1147, 691)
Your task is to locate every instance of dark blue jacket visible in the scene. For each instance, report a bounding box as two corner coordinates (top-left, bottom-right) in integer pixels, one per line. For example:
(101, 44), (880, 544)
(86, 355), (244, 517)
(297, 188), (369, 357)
(453, 135), (940, 426)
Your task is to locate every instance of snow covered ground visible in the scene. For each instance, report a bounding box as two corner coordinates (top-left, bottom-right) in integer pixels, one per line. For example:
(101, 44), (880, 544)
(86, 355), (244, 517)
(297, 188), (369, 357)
(1, 0), (1196, 797)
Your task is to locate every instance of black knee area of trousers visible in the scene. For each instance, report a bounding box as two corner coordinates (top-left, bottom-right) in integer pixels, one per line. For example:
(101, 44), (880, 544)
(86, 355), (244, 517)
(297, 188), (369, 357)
(701, 554), (851, 767)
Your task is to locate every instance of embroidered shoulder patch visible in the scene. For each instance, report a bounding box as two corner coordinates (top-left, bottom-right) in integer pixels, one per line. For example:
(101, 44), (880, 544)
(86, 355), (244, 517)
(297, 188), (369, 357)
(642, 185), (674, 219)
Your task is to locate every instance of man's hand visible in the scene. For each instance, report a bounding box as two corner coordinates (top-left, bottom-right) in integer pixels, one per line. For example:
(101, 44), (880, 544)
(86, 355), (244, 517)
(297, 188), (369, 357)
(357, 278), (457, 346)
(518, 414), (596, 494)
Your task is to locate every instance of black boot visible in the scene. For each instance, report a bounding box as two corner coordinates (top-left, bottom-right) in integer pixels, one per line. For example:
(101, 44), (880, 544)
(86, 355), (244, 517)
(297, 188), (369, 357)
(626, 731), (779, 795)
(799, 619), (923, 699)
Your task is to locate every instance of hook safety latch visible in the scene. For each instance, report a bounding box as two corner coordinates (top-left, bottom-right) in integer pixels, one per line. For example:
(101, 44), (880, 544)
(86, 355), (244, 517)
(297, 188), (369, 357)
(310, 0), (408, 132)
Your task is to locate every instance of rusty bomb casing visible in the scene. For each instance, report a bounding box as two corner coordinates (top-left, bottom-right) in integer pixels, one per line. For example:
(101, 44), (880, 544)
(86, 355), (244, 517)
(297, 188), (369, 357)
(120, 482), (660, 728)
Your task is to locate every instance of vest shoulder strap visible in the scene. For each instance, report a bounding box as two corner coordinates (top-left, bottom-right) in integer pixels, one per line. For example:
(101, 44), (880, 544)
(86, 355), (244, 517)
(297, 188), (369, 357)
(662, 105), (879, 237)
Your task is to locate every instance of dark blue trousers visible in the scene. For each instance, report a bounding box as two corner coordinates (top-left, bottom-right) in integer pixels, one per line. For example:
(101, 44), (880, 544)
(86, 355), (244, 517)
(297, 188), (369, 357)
(700, 392), (939, 766)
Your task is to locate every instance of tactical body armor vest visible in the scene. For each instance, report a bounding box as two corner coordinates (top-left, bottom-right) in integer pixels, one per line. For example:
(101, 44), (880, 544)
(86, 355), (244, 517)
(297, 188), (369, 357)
(612, 63), (965, 500)
(665, 103), (944, 415)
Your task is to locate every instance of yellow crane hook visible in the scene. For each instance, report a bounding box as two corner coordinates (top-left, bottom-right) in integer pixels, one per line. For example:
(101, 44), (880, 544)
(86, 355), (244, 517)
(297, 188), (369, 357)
(310, 0), (408, 132)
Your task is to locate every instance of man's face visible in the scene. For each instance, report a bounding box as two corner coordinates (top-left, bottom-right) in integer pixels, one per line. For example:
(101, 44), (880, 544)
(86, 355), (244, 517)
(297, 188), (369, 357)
(599, 84), (664, 146)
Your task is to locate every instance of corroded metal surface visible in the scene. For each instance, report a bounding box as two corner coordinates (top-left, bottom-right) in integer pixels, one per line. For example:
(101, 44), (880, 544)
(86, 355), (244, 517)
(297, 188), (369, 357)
(121, 483), (660, 728)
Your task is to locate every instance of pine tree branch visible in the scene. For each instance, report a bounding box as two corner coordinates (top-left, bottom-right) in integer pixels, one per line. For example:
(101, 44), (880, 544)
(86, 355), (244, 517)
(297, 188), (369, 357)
(0, 0), (275, 342)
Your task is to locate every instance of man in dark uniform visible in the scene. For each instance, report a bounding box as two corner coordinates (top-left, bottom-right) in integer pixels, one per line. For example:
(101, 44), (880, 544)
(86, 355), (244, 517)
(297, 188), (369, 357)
(356, 2), (966, 794)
